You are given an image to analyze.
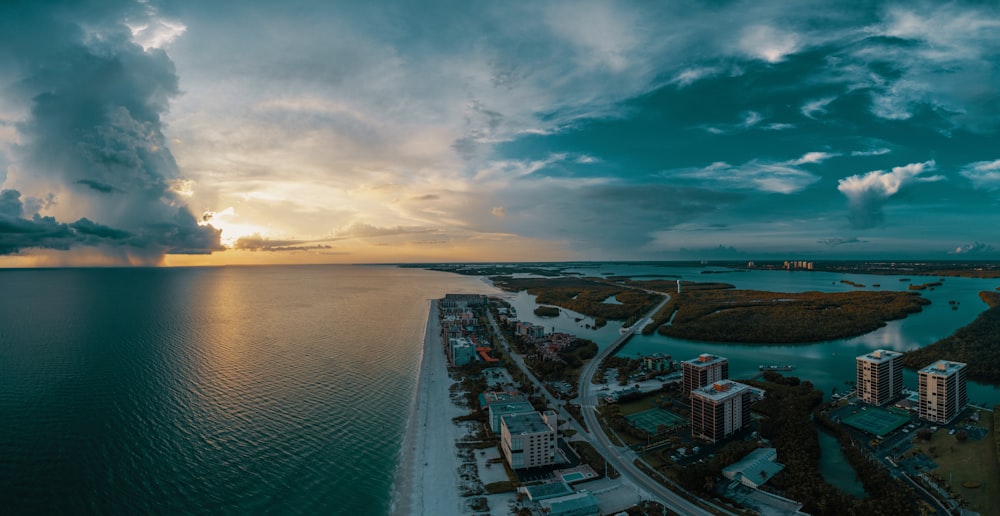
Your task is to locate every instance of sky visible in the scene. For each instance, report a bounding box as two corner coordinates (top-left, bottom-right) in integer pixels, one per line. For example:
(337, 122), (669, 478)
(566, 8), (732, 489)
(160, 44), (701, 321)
(1, 0), (1000, 266)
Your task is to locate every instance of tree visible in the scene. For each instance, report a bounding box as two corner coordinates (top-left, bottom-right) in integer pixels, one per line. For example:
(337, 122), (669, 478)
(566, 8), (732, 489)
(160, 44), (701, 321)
(916, 427), (933, 441)
(955, 429), (968, 442)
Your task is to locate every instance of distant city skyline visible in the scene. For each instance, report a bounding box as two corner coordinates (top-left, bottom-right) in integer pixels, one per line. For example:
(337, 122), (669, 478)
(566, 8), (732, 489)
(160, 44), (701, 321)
(2, 1), (999, 266)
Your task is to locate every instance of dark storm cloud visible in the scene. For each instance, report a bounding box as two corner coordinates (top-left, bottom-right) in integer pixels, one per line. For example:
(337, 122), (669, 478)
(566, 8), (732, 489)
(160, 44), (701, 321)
(0, 187), (221, 255)
(0, 0), (222, 259)
(76, 179), (122, 194)
(0, 188), (22, 217)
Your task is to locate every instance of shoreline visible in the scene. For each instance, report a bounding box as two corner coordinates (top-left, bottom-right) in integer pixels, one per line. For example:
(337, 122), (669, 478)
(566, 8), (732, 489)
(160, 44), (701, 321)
(390, 298), (464, 515)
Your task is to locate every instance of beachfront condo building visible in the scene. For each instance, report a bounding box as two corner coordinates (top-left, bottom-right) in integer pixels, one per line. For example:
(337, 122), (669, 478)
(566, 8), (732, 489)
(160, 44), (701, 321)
(690, 380), (751, 443)
(682, 353), (729, 395)
(500, 410), (558, 470)
(918, 360), (968, 424)
(488, 401), (535, 434)
(449, 337), (476, 366)
(856, 349), (904, 406)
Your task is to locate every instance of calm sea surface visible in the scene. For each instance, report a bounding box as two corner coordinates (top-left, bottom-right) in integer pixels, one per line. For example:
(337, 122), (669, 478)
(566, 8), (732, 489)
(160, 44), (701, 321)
(0, 265), (490, 515)
(4, 263), (999, 513)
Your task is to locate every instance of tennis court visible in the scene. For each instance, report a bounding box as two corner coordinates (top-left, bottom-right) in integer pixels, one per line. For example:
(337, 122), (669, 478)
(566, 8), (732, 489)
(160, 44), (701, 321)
(842, 407), (910, 436)
(625, 408), (686, 434)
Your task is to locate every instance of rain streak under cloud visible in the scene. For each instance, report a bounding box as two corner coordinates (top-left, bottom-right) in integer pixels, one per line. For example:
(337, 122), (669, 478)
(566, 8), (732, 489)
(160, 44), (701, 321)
(2, 0), (1000, 265)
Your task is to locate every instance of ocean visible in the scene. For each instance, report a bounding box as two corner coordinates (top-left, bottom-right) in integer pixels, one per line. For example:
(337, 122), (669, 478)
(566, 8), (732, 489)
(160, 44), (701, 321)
(3, 263), (999, 513)
(0, 265), (491, 515)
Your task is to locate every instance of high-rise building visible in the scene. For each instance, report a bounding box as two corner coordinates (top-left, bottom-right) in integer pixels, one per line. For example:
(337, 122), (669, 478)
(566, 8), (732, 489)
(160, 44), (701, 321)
(690, 380), (752, 443)
(500, 411), (558, 469)
(856, 349), (904, 406)
(918, 360), (968, 424)
(682, 353), (729, 395)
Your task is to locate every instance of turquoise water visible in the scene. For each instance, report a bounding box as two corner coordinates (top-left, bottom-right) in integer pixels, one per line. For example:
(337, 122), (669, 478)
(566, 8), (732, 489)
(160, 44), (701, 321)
(502, 263), (1000, 497)
(4, 263), (996, 512)
(0, 265), (491, 515)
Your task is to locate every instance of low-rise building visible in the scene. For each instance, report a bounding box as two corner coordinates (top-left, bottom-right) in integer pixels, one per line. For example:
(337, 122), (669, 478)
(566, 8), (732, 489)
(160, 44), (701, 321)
(449, 337), (476, 366)
(441, 293), (487, 308)
(722, 447), (785, 489)
(500, 410), (558, 469)
(538, 490), (600, 516)
(515, 322), (546, 339)
(481, 367), (516, 389)
(644, 353), (672, 372)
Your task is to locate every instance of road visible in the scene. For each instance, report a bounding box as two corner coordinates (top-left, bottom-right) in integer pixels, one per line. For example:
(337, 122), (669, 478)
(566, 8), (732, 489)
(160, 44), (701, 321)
(576, 295), (720, 516)
(490, 294), (726, 515)
(485, 312), (587, 436)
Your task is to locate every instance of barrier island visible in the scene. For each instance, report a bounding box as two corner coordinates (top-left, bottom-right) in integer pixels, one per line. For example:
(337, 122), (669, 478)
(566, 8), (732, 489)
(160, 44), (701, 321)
(637, 282), (929, 344)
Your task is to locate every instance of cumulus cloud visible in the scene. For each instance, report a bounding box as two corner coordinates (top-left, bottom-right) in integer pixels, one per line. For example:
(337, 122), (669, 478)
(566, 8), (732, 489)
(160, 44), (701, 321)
(738, 25), (802, 63)
(960, 159), (1000, 189)
(837, 161), (941, 229)
(0, 1), (222, 261)
(949, 241), (995, 254)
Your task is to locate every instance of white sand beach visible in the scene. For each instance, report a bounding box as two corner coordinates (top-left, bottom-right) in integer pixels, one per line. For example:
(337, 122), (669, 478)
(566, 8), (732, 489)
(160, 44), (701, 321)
(391, 299), (466, 516)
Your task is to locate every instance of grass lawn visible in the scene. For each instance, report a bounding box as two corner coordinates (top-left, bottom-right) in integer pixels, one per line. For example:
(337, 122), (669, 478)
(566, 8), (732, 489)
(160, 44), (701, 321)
(909, 409), (999, 513)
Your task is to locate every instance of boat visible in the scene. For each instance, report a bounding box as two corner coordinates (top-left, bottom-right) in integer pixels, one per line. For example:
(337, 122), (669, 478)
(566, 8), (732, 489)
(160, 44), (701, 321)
(759, 364), (794, 371)
(620, 325), (631, 334)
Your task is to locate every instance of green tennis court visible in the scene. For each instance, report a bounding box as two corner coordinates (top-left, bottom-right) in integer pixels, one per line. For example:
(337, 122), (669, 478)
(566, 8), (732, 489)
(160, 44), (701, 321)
(625, 408), (686, 434)
(842, 407), (910, 436)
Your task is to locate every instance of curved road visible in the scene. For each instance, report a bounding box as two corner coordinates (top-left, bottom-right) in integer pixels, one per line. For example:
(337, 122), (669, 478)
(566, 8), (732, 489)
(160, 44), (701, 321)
(576, 295), (719, 516)
(490, 294), (727, 515)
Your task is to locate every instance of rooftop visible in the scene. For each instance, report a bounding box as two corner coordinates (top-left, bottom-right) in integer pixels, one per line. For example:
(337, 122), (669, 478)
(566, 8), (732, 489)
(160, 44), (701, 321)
(538, 491), (600, 515)
(683, 353), (727, 367)
(919, 360), (967, 376)
(523, 480), (573, 501)
(480, 390), (525, 407)
(722, 448), (785, 487)
(857, 349), (902, 363)
(491, 401), (535, 417)
(502, 411), (554, 434)
(449, 337), (473, 348)
(692, 380), (749, 401)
